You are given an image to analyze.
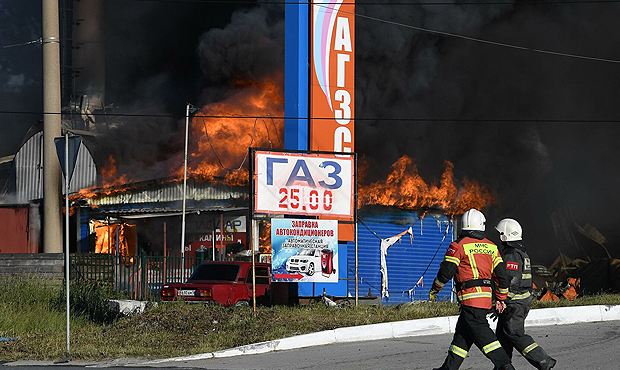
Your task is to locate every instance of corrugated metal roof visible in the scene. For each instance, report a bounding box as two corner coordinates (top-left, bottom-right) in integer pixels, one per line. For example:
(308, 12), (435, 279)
(15, 132), (97, 202)
(88, 204), (247, 217)
(89, 180), (248, 206)
(117, 207), (247, 219)
(347, 210), (456, 304)
(15, 132), (42, 203)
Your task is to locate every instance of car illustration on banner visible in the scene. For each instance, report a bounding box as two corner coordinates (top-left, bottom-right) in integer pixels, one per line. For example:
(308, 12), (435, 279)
(286, 248), (320, 276)
(285, 248), (336, 277)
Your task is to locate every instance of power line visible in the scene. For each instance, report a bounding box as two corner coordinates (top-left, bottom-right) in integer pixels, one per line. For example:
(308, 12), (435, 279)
(1, 38), (42, 49)
(0, 110), (619, 123)
(129, 1), (620, 65)
(2, 2), (617, 64)
(321, 4), (620, 64)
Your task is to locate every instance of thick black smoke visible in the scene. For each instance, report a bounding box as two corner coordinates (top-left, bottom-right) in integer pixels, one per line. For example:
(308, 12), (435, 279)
(181, 2), (620, 263)
(352, 3), (620, 263)
(2, 2), (620, 263)
(91, 2), (283, 181)
(197, 7), (283, 88)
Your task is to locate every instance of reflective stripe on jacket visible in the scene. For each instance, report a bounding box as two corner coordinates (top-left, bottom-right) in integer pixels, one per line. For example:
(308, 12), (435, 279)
(433, 236), (510, 309)
(502, 242), (533, 302)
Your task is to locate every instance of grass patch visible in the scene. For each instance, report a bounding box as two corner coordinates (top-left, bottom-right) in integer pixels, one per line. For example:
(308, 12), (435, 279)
(0, 277), (67, 335)
(1, 277), (618, 362)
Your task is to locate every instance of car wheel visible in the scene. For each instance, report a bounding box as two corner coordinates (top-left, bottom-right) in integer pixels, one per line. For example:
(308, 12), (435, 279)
(307, 263), (315, 276)
(234, 300), (249, 307)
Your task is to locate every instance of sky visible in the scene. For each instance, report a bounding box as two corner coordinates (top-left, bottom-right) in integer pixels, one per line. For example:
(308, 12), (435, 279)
(0, 0), (42, 156)
(1, 0), (620, 263)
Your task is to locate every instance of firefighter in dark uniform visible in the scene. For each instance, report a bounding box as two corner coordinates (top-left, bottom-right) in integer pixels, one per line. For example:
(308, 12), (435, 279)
(430, 209), (515, 370)
(495, 218), (557, 370)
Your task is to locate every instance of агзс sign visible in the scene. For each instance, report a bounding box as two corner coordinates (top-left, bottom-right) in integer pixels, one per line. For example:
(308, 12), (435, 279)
(310, 0), (355, 153)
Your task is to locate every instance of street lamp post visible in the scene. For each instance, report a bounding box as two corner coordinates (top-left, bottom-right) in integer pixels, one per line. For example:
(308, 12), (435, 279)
(180, 103), (191, 278)
(180, 103), (199, 278)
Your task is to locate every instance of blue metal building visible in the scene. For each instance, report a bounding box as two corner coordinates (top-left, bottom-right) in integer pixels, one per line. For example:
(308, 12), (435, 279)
(300, 207), (456, 304)
(351, 208), (455, 304)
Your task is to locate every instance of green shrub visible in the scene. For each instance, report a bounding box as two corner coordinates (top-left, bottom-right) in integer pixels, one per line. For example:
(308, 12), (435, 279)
(51, 280), (122, 325)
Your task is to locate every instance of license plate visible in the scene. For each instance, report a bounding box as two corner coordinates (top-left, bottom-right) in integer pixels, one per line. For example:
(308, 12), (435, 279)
(178, 289), (195, 297)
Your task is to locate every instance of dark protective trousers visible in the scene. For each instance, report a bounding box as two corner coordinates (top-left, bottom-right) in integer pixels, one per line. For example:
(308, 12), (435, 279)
(497, 301), (554, 369)
(435, 306), (512, 370)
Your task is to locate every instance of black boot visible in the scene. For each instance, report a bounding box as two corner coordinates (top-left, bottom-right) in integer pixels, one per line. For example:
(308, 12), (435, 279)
(539, 357), (557, 370)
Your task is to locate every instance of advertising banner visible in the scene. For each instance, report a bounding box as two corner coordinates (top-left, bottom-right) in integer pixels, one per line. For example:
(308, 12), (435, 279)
(271, 218), (338, 283)
(310, 0), (355, 153)
(253, 150), (354, 220)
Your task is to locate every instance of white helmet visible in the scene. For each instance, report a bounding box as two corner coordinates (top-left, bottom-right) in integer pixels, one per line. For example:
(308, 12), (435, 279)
(461, 208), (486, 231)
(495, 218), (522, 242)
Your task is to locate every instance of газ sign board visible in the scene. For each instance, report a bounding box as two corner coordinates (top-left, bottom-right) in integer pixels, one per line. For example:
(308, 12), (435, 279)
(253, 150), (354, 220)
(310, 0), (355, 153)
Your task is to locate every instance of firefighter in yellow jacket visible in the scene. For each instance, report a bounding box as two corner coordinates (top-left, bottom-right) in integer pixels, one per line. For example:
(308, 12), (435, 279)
(495, 218), (557, 370)
(430, 209), (514, 370)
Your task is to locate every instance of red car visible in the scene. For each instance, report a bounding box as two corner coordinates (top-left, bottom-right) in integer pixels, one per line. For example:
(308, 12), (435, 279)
(160, 261), (271, 306)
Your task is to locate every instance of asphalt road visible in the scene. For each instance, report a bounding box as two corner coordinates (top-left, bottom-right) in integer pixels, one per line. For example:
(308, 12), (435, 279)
(3, 320), (619, 369)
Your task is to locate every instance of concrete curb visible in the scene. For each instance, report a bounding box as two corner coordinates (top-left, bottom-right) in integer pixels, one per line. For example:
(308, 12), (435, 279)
(142, 304), (620, 365)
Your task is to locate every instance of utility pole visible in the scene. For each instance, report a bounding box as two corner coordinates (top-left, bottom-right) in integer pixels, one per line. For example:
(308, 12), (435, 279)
(43, 0), (63, 253)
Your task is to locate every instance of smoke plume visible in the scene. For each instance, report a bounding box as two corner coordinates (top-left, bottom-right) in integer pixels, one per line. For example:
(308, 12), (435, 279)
(4, 2), (619, 262)
(351, 3), (620, 263)
(101, 2), (620, 262)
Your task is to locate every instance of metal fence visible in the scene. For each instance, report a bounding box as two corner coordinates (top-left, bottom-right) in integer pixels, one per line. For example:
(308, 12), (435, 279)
(70, 254), (205, 300)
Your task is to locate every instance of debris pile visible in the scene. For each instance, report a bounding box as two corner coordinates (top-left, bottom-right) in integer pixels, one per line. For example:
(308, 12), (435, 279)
(532, 256), (620, 301)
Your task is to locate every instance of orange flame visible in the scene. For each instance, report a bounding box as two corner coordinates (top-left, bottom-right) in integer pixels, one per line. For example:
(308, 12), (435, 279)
(259, 220), (272, 254)
(93, 220), (137, 256)
(73, 155), (129, 200)
(100, 155), (129, 186)
(73, 77), (283, 201)
(181, 76), (284, 185)
(359, 156), (494, 214)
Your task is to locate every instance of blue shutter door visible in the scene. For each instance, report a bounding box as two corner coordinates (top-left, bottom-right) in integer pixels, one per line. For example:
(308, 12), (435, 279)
(348, 209), (455, 304)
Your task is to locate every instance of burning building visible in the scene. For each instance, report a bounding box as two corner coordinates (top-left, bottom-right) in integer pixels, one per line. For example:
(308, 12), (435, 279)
(71, 72), (283, 260)
(337, 155), (495, 303)
(75, 177), (249, 260)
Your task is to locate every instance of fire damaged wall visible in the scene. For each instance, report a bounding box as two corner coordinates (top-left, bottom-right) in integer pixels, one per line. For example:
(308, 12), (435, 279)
(91, 213), (248, 261)
(341, 208), (456, 304)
